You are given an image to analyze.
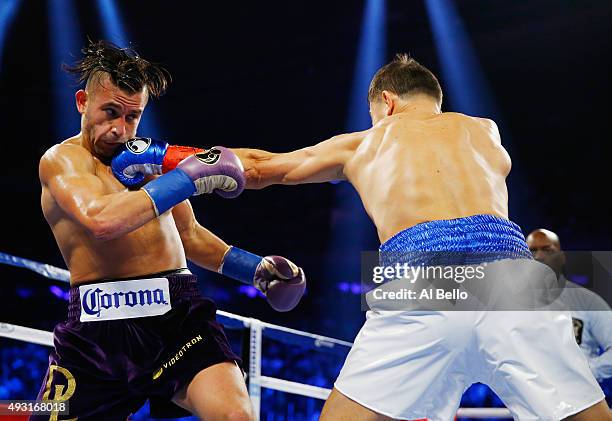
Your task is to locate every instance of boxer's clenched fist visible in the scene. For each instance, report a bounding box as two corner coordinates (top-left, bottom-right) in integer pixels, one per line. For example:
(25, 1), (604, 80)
(253, 255), (307, 312)
(142, 146), (245, 215)
(220, 247), (307, 312)
(111, 138), (245, 215)
(111, 137), (204, 186)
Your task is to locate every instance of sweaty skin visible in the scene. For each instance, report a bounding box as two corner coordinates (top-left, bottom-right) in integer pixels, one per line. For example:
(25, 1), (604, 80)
(39, 71), (254, 420)
(39, 74), (228, 285)
(236, 93), (612, 420)
(237, 95), (511, 243)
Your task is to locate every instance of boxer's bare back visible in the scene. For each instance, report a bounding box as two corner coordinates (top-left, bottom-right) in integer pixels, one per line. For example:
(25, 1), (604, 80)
(239, 96), (511, 243)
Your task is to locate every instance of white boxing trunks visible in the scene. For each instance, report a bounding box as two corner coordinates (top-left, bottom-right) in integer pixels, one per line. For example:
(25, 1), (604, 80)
(334, 309), (604, 421)
(335, 216), (605, 421)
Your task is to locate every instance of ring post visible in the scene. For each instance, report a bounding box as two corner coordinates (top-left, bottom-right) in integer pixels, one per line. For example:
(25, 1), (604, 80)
(248, 318), (263, 421)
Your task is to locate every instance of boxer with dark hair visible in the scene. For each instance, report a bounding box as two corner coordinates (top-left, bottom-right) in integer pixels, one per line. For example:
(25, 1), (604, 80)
(114, 53), (611, 421)
(234, 54), (609, 420)
(35, 40), (305, 420)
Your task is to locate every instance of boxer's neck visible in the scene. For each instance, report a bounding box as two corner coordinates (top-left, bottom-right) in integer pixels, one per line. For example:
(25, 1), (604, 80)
(76, 129), (95, 156)
(393, 96), (441, 118)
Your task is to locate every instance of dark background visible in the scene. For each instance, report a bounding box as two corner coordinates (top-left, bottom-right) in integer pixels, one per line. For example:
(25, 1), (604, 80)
(1, 0), (611, 417)
(1, 0), (611, 341)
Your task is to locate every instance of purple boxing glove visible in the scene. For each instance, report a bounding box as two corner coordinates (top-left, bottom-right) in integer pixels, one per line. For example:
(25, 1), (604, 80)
(176, 147), (245, 198)
(111, 137), (206, 187)
(254, 256), (307, 312)
(220, 247), (306, 312)
(142, 146), (245, 216)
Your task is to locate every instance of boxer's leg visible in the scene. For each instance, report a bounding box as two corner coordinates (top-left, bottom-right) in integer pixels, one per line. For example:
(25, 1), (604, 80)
(565, 400), (612, 420)
(155, 292), (253, 420)
(331, 310), (471, 421)
(31, 320), (146, 421)
(478, 310), (607, 420)
(172, 361), (254, 421)
(320, 388), (396, 421)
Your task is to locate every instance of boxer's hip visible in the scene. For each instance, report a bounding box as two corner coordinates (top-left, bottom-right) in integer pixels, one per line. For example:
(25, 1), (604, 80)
(379, 213), (532, 267)
(67, 268), (201, 322)
(58, 269), (223, 371)
(39, 269), (239, 417)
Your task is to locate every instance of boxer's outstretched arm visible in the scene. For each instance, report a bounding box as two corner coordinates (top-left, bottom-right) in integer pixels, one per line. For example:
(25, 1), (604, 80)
(40, 144), (158, 241)
(235, 131), (363, 189)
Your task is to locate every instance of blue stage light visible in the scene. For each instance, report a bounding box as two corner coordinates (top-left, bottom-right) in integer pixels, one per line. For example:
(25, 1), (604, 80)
(48, 0), (82, 140)
(0, 0), (21, 72)
(424, 0), (498, 119)
(328, 1), (386, 338)
(95, 0), (161, 138)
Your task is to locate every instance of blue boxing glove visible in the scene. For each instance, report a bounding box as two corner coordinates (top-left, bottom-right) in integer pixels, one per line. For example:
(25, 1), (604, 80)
(140, 147), (245, 216)
(220, 247), (306, 312)
(111, 137), (205, 187)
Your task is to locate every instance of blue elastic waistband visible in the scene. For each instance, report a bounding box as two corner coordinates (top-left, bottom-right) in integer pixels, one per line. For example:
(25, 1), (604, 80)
(379, 214), (532, 266)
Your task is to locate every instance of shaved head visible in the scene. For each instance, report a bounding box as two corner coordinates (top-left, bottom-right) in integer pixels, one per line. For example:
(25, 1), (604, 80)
(65, 40), (170, 99)
(526, 229), (561, 250)
(527, 228), (565, 277)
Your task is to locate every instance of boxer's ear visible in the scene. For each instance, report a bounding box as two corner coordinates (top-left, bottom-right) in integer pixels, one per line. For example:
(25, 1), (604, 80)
(76, 89), (88, 114)
(382, 90), (396, 116)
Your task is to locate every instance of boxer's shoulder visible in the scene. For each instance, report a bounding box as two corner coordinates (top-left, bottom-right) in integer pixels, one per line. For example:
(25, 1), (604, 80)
(472, 116), (500, 139)
(42, 142), (93, 164)
(328, 130), (366, 148)
(429, 113), (502, 146)
(438, 112), (498, 132)
(40, 143), (96, 182)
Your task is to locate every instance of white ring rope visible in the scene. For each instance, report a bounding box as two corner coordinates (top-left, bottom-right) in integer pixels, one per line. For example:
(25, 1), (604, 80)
(0, 322), (54, 347)
(0, 321), (513, 419)
(0, 252), (513, 419)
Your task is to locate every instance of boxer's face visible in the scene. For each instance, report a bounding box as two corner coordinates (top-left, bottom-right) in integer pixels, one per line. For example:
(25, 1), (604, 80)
(76, 74), (147, 160)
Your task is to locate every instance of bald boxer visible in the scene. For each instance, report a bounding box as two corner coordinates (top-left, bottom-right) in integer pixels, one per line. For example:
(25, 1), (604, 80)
(527, 229), (612, 383)
(230, 55), (609, 420)
(35, 40), (304, 421)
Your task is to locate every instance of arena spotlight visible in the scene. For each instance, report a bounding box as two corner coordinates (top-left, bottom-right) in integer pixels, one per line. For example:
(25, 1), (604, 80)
(329, 0), (386, 336)
(0, 0), (21, 72)
(346, 0), (387, 132)
(95, 0), (128, 47)
(96, 0), (161, 138)
(424, 0), (497, 118)
(48, 0), (82, 139)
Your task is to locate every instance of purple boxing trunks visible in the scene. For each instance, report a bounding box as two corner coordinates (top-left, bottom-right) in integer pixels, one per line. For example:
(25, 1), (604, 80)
(31, 269), (241, 420)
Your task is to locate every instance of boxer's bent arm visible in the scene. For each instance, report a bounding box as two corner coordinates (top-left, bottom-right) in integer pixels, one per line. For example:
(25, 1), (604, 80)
(40, 144), (157, 241)
(234, 132), (362, 189)
(171, 199), (229, 272)
(172, 199), (306, 312)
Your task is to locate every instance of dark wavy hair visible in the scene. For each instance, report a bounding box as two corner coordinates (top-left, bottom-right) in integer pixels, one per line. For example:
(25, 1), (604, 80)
(64, 40), (171, 98)
(368, 54), (442, 105)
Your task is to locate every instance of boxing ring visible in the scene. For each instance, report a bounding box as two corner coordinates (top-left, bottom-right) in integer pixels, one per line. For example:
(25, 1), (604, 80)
(0, 252), (512, 420)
